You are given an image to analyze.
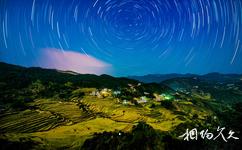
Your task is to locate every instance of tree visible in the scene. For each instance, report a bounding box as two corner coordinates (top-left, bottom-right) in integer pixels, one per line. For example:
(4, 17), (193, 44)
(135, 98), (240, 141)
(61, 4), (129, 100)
(64, 82), (74, 89)
(29, 80), (45, 98)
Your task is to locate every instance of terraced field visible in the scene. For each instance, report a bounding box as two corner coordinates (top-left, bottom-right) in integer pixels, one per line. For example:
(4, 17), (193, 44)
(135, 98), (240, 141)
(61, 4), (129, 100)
(0, 96), (213, 149)
(80, 96), (211, 131)
(30, 99), (91, 124)
(0, 99), (93, 134)
(81, 96), (144, 123)
(0, 109), (63, 133)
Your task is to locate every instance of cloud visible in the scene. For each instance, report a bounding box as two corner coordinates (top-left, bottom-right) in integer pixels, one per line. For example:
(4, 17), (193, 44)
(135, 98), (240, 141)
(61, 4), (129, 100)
(37, 48), (112, 75)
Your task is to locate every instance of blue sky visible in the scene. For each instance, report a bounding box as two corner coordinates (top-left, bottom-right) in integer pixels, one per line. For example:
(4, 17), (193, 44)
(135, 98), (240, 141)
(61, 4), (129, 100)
(0, 0), (242, 76)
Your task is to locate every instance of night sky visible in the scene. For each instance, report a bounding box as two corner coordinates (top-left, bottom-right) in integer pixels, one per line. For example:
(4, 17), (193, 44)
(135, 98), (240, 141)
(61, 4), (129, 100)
(0, 0), (241, 76)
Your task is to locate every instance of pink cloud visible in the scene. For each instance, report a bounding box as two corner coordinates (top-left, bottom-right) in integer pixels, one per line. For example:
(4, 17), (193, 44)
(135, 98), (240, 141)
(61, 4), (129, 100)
(37, 48), (112, 75)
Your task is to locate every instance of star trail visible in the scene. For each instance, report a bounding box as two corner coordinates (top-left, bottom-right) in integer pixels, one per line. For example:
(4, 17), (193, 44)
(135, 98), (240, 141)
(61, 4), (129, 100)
(0, 0), (241, 76)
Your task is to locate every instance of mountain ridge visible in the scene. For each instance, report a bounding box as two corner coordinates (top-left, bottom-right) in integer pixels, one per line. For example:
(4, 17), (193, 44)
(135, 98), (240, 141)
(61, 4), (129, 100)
(128, 72), (242, 83)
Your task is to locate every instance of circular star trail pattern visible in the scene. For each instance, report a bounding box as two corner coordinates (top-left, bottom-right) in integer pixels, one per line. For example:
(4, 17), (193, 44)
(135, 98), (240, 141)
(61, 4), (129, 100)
(0, 0), (242, 76)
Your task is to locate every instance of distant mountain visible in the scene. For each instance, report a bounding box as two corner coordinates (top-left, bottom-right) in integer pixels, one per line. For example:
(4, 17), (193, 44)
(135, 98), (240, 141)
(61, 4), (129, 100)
(2, 61), (241, 105)
(0, 62), (138, 89)
(0, 62), (173, 95)
(128, 73), (242, 83)
(128, 74), (196, 83)
(162, 76), (242, 104)
(0, 61), (177, 112)
(198, 72), (242, 83)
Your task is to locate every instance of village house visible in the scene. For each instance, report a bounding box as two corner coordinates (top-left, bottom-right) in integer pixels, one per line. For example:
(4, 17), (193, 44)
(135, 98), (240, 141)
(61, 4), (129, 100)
(100, 88), (112, 98)
(137, 96), (149, 104)
(122, 100), (131, 105)
(113, 90), (121, 96)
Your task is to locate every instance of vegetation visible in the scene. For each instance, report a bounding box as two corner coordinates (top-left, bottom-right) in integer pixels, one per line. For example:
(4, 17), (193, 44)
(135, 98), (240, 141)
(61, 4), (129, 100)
(0, 62), (242, 149)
